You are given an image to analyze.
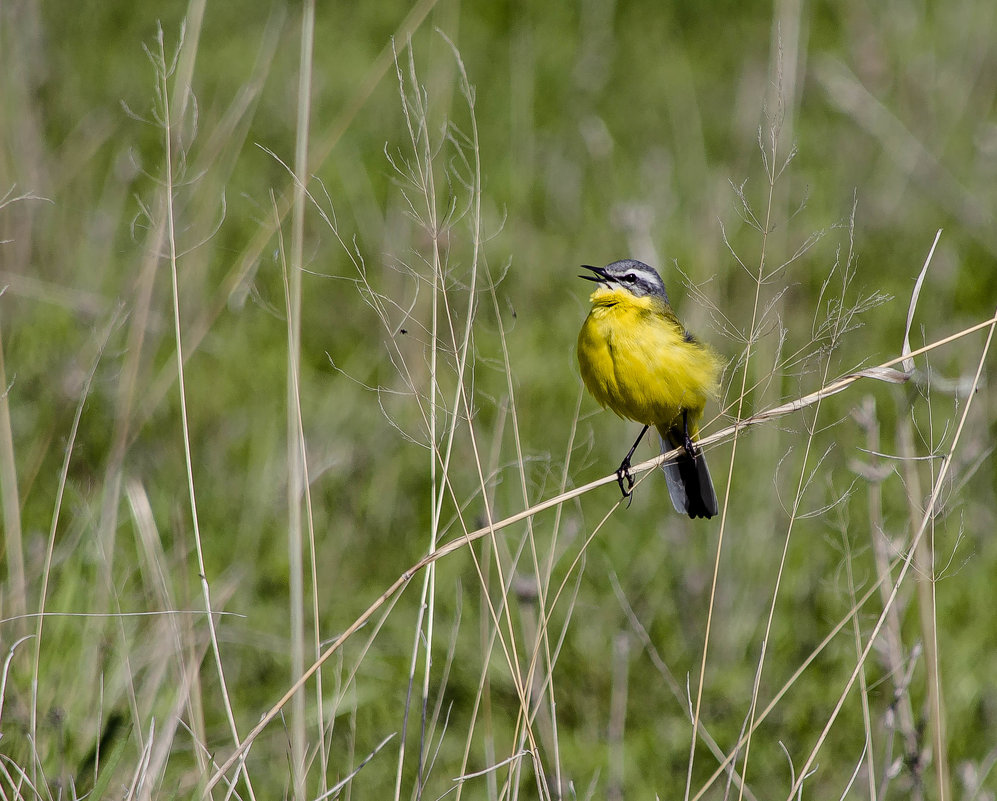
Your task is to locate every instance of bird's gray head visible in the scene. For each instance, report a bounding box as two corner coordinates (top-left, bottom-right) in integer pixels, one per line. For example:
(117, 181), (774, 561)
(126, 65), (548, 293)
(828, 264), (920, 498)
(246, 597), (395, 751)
(579, 259), (669, 302)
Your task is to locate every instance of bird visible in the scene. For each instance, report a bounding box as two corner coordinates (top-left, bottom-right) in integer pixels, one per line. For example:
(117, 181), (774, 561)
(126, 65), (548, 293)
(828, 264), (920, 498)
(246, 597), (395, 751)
(576, 259), (721, 518)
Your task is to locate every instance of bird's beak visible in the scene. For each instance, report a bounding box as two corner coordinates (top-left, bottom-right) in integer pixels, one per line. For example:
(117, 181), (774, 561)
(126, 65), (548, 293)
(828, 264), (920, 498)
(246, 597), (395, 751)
(579, 264), (609, 283)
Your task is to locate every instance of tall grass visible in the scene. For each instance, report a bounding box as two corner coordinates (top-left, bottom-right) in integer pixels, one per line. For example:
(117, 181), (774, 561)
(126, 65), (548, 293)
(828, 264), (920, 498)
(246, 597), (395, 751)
(2, 2), (996, 800)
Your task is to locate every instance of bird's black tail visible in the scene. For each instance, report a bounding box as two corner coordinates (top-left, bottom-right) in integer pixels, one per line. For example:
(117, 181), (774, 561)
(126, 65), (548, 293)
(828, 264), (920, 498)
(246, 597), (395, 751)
(659, 429), (718, 519)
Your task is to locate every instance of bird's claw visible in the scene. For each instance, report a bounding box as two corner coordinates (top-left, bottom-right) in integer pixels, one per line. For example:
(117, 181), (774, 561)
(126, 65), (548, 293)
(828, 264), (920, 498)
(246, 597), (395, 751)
(616, 459), (635, 504)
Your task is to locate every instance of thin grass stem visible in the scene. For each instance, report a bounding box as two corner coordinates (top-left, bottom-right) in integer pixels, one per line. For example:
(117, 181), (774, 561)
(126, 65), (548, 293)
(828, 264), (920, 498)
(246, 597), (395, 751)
(154, 26), (256, 801)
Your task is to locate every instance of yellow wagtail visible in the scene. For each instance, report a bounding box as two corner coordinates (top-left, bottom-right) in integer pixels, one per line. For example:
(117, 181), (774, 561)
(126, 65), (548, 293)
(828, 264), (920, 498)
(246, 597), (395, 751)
(576, 259), (721, 518)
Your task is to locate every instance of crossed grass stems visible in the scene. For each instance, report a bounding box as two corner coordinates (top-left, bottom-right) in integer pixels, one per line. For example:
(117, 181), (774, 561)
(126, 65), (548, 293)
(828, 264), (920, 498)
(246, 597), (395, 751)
(204, 47), (993, 801)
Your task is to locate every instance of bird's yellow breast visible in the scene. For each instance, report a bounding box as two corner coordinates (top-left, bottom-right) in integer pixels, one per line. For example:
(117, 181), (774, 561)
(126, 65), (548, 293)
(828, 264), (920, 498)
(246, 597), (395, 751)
(577, 287), (720, 434)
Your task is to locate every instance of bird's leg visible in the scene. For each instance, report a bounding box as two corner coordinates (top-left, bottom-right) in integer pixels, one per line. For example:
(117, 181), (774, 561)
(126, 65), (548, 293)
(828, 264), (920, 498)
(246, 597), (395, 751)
(617, 424), (650, 498)
(681, 410), (698, 458)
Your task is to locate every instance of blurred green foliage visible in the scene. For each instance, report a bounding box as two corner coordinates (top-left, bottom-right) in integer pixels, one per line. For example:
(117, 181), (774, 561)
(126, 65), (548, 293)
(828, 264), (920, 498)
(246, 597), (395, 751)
(2, 0), (995, 798)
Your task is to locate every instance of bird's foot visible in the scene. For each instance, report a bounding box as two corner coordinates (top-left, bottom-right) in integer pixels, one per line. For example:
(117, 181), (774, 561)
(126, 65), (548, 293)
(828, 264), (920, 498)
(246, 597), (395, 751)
(680, 410), (700, 459)
(616, 458), (635, 503)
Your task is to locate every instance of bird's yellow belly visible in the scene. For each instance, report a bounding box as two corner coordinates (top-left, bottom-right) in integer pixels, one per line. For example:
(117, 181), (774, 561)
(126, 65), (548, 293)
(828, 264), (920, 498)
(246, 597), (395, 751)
(577, 301), (716, 432)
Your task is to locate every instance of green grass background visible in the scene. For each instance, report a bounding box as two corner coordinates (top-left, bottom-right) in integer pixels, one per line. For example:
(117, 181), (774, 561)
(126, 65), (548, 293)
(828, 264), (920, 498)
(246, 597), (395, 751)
(1, 0), (996, 799)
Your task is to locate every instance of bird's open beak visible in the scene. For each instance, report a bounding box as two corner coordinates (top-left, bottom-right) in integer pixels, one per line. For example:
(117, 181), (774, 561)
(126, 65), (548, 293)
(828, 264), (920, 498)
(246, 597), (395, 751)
(579, 264), (609, 283)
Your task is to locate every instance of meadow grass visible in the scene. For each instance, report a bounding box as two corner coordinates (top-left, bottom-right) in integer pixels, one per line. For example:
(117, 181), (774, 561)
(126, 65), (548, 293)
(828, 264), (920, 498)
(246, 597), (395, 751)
(2, 2), (996, 800)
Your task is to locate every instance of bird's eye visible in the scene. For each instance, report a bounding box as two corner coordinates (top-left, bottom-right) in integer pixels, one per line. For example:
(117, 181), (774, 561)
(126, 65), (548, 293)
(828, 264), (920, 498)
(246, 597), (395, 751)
(623, 273), (636, 283)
